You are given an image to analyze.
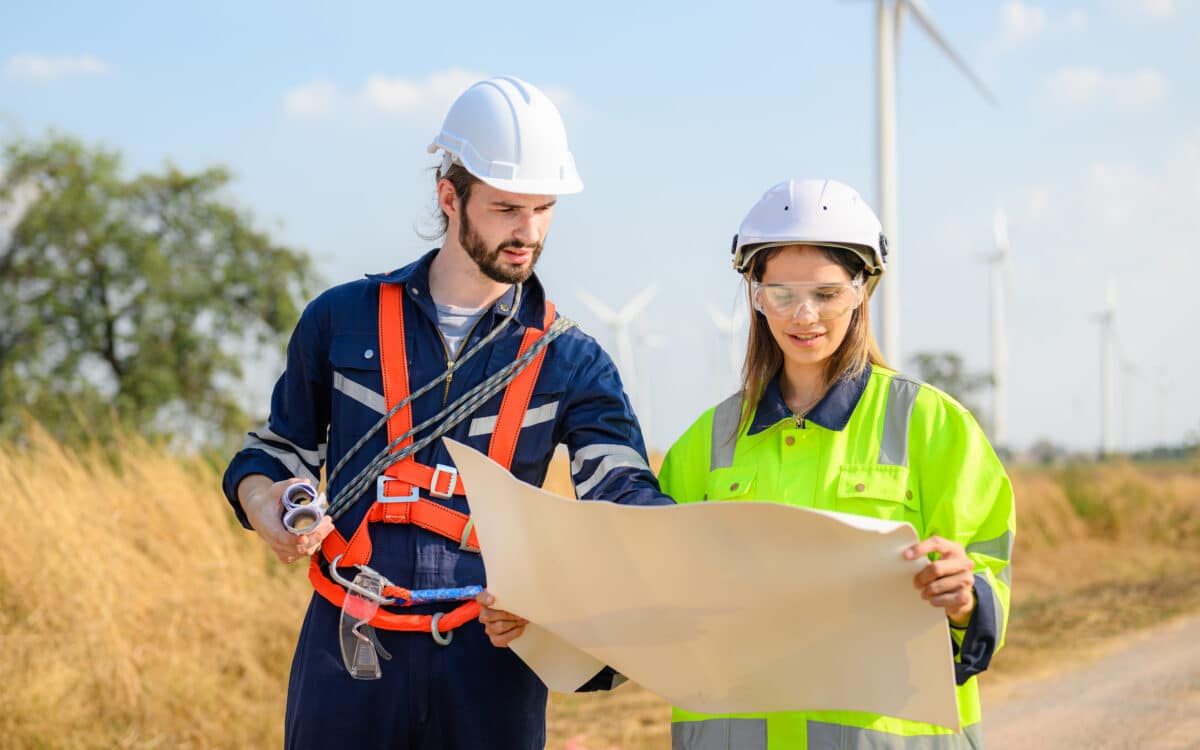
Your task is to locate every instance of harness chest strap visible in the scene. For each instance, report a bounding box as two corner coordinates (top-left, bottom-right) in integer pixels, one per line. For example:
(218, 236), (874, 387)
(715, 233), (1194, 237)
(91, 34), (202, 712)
(310, 282), (555, 632)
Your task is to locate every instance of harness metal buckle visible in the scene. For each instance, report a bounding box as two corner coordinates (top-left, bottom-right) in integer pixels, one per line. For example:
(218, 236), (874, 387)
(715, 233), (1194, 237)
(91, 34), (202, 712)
(429, 464), (459, 500)
(377, 475), (420, 504)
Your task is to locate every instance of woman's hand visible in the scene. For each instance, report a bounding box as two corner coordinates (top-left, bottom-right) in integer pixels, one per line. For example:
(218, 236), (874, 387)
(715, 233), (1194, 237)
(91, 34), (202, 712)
(904, 536), (976, 627)
(477, 591), (528, 647)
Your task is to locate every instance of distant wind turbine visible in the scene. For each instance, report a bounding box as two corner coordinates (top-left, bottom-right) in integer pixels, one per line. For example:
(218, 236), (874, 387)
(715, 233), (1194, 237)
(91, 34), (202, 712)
(871, 0), (997, 364)
(707, 300), (749, 386)
(1095, 277), (1117, 458)
(982, 206), (1009, 449)
(576, 284), (658, 417)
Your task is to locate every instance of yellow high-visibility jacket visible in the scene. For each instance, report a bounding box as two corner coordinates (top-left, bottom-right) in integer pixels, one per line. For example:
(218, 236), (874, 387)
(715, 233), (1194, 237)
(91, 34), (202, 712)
(659, 365), (1014, 750)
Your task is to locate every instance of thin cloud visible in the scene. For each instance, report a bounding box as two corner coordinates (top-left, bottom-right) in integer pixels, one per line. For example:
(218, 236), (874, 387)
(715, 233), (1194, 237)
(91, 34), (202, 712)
(282, 79), (340, 117)
(1043, 66), (1169, 111)
(4, 53), (112, 81)
(1108, 0), (1180, 19)
(282, 69), (574, 121)
(988, 3), (1087, 52)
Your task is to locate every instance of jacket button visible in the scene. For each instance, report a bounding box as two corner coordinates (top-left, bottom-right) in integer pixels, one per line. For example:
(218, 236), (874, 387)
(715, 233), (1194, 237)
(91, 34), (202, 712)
(905, 490), (913, 500)
(363, 349), (375, 359)
(730, 482), (740, 491)
(410, 287), (419, 296)
(784, 436), (795, 446)
(854, 483), (866, 492)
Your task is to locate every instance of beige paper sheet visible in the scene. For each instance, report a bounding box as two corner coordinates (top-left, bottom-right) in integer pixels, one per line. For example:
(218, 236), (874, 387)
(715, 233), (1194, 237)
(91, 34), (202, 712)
(444, 439), (960, 730)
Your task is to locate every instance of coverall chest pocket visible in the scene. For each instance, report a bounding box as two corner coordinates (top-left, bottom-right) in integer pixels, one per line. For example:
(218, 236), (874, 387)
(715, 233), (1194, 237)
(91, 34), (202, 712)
(704, 467), (758, 502)
(835, 464), (917, 523)
(328, 334), (385, 417)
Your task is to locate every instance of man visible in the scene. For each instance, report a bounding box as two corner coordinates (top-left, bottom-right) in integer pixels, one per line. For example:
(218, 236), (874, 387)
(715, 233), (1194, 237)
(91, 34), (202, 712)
(223, 75), (671, 749)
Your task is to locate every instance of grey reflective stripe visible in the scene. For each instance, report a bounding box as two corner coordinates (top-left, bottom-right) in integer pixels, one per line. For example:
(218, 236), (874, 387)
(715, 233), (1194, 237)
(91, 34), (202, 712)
(252, 426), (325, 466)
(709, 393), (742, 471)
(333, 372), (386, 415)
(467, 400), (559, 437)
(243, 434), (320, 483)
(573, 445), (652, 497)
(878, 376), (921, 467)
(672, 718), (767, 750)
(806, 721), (983, 750)
(570, 443), (648, 476)
(968, 530), (1014, 588)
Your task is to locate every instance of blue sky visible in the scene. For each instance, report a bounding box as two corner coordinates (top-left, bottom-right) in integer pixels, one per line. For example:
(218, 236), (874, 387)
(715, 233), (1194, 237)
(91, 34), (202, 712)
(3, 0), (1198, 453)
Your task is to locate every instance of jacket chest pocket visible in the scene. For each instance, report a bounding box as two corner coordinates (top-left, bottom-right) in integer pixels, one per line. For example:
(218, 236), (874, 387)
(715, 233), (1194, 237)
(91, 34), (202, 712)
(704, 467), (758, 502)
(835, 464), (917, 523)
(329, 334), (387, 418)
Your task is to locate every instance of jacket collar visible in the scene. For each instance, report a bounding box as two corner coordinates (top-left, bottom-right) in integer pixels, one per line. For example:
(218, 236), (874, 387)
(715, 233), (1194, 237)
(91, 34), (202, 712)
(366, 248), (550, 329)
(747, 364), (872, 434)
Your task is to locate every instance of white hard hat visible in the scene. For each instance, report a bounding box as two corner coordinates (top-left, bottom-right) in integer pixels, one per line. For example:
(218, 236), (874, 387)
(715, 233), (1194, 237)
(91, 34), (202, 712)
(428, 76), (583, 195)
(732, 179), (887, 291)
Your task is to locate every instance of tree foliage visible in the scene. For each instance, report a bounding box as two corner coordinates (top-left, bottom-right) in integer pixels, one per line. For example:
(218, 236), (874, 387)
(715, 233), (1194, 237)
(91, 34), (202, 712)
(0, 133), (319, 444)
(907, 350), (992, 422)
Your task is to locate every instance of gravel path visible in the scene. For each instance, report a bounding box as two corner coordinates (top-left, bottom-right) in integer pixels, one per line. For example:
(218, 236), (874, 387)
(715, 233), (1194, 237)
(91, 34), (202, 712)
(985, 614), (1200, 749)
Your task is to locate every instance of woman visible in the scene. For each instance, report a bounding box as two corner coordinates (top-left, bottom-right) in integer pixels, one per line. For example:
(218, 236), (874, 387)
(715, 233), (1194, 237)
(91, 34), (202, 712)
(659, 179), (1014, 749)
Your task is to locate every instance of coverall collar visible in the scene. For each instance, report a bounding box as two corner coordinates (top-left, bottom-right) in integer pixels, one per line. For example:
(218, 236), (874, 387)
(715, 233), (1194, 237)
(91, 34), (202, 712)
(365, 248), (549, 330)
(748, 364), (873, 435)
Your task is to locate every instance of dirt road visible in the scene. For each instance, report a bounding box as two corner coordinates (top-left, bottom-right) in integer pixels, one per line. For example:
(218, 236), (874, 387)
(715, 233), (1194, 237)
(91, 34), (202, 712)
(985, 614), (1200, 749)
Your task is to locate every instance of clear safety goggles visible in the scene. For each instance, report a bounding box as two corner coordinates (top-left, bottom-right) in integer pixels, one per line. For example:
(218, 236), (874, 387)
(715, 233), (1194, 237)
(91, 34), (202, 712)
(750, 275), (865, 321)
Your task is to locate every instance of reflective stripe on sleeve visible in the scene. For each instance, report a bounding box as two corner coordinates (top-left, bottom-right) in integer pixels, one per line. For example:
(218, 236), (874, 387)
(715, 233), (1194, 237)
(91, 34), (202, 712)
(672, 718), (766, 750)
(243, 430), (322, 483)
(967, 530), (1014, 587)
(571, 443), (651, 497)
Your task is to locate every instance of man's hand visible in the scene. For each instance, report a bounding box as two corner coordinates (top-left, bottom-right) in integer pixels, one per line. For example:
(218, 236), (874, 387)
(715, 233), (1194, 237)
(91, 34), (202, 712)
(477, 591), (528, 647)
(239, 474), (334, 564)
(904, 536), (976, 627)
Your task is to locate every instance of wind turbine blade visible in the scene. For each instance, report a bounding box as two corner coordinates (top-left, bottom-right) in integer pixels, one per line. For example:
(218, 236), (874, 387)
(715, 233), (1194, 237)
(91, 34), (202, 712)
(707, 303), (733, 332)
(617, 284), (658, 324)
(902, 0), (998, 105)
(575, 288), (617, 323)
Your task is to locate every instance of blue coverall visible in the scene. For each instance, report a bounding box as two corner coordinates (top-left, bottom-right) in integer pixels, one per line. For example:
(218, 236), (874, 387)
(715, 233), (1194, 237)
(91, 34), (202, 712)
(223, 249), (672, 749)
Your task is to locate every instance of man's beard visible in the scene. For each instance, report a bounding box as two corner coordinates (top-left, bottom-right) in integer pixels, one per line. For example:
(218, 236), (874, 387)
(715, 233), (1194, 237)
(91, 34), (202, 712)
(459, 211), (543, 284)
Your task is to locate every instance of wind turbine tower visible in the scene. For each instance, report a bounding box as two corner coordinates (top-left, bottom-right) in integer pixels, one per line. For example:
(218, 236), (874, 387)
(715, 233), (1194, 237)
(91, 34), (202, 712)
(707, 300), (749, 387)
(872, 0), (996, 364)
(986, 207), (1009, 449)
(1097, 278), (1117, 458)
(576, 285), (659, 419)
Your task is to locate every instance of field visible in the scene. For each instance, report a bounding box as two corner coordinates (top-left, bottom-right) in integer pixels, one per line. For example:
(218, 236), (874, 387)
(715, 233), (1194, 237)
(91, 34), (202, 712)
(2, 428), (1198, 749)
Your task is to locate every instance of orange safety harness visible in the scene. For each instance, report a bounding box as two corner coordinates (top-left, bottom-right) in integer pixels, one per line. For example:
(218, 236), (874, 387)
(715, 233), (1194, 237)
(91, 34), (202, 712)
(309, 282), (555, 636)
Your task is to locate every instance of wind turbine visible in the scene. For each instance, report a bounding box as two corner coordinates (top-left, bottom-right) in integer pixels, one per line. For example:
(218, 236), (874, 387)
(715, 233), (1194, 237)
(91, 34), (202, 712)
(982, 206), (1009, 450)
(1095, 277), (1117, 458)
(635, 329), (666, 449)
(707, 298), (749, 387)
(576, 284), (658, 417)
(872, 0), (997, 364)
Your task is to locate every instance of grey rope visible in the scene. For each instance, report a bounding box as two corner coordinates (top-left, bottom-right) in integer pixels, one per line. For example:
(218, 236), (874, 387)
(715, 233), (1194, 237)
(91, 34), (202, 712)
(327, 315), (577, 521)
(325, 284), (524, 490)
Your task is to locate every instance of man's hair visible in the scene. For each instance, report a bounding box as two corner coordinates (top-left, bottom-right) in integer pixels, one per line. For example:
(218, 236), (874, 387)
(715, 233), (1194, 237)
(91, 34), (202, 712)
(420, 162), (482, 240)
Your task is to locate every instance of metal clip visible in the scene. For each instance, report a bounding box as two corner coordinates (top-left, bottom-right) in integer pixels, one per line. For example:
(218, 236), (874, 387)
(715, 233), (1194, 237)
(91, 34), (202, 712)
(430, 611), (453, 646)
(328, 554), (396, 605)
(377, 476), (420, 504)
(429, 464), (459, 499)
(458, 518), (478, 553)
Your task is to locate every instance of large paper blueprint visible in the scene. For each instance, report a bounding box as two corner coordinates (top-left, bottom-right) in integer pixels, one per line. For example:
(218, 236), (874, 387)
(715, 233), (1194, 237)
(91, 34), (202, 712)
(443, 440), (960, 730)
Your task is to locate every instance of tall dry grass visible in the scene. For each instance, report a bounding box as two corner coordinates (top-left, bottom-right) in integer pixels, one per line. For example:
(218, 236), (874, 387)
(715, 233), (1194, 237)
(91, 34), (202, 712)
(1, 428), (1198, 749)
(0, 425), (311, 749)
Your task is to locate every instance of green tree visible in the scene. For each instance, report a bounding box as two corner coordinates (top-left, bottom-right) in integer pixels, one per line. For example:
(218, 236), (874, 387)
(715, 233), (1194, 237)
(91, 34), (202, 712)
(0, 133), (319, 445)
(907, 351), (992, 421)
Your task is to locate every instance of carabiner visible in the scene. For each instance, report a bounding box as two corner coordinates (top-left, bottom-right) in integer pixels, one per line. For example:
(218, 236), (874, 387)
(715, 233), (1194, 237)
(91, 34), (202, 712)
(430, 611), (454, 646)
(328, 554), (396, 605)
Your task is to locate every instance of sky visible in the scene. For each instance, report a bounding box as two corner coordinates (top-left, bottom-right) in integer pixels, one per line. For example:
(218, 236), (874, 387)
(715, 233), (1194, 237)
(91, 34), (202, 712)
(2, 0), (1198, 453)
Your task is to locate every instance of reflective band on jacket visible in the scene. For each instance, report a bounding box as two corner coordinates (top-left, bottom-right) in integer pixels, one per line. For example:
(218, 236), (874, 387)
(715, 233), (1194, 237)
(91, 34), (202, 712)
(309, 282), (556, 632)
(672, 719), (984, 750)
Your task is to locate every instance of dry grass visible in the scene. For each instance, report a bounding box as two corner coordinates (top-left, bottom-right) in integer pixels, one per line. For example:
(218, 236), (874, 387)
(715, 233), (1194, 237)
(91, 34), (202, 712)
(1, 430), (1197, 750)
